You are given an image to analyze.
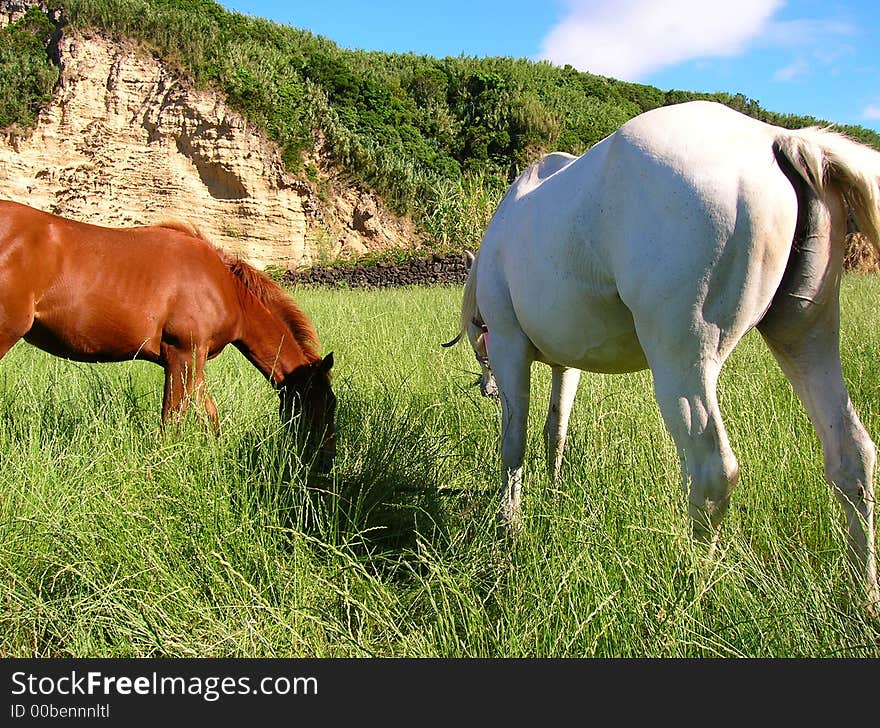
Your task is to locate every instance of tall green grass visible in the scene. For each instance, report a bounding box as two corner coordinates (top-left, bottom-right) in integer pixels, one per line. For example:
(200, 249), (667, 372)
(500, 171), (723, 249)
(1, 279), (879, 657)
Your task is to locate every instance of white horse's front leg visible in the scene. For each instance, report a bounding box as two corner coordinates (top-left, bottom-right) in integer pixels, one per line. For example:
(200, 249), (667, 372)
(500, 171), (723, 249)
(490, 335), (533, 530)
(544, 365), (581, 482)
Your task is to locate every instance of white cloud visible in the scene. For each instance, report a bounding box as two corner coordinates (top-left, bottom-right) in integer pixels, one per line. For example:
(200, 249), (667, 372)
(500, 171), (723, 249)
(761, 18), (855, 48)
(863, 105), (880, 121)
(537, 0), (784, 79)
(774, 57), (809, 82)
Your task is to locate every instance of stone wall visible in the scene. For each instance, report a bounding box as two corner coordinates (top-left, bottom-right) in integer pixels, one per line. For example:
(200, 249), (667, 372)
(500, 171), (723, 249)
(283, 253), (468, 288)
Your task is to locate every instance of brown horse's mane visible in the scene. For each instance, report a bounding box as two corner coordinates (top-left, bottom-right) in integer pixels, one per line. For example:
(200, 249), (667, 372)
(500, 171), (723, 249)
(156, 219), (321, 361)
(156, 219), (204, 239)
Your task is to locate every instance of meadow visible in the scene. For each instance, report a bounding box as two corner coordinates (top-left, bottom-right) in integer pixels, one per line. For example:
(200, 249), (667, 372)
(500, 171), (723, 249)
(1, 278), (879, 658)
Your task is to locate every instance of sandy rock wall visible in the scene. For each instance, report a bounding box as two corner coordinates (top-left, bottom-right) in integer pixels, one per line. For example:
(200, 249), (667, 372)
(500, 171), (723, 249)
(0, 22), (417, 268)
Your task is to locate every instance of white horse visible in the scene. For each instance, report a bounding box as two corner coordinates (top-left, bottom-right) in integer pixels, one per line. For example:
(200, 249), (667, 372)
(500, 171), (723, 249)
(445, 100), (880, 610)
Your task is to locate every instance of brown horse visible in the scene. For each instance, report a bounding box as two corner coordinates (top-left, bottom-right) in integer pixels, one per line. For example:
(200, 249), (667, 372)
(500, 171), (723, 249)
(0, 200), (336, 468)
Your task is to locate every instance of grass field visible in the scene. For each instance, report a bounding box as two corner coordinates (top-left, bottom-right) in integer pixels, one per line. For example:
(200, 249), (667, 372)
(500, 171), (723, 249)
(2, 277), (879, 657)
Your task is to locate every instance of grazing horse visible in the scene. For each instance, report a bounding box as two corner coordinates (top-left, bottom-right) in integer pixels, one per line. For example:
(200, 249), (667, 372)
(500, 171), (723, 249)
(0, 200), (336, 469)
(445, 101), (880, 610)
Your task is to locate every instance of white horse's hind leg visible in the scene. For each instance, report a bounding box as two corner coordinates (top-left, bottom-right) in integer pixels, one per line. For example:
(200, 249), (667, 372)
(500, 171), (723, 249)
(489, 333), (533, 530)
(649, 364), (740, 543)
(757, 180), (878, 610)
(543, 366), (581, 481)
(760, 318), (879, 610)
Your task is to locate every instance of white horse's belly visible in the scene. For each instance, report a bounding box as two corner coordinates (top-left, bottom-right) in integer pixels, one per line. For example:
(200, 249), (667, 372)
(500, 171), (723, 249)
(517, 284), (647, 373)
(551, 327), (646, 373)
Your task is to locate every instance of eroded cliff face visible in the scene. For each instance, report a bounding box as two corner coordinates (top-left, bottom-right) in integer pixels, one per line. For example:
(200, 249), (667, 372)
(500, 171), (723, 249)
(0, 23), (418, 269)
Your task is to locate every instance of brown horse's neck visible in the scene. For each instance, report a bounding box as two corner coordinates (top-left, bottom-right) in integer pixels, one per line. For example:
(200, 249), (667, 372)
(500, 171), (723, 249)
(225, 257), (321, 386)
(235, 306), (316, 386)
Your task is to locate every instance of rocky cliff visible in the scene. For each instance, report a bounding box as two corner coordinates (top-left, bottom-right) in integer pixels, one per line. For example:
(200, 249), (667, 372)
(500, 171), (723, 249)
(0, 9), (419, 269)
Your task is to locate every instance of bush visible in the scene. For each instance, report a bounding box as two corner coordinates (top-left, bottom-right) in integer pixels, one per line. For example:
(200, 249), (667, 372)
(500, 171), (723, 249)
(0, 7), (61, 130)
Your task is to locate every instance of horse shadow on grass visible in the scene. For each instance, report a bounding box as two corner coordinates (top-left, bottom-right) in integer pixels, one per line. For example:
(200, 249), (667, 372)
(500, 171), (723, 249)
(229, 389), (465, 565)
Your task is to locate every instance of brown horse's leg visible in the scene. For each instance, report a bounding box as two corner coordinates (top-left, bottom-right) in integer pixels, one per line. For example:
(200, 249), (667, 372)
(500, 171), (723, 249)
(0, 338), (22, 361)
(0, 298), (35, 360)
(200, 390), (220, 434)
(161, 344), (219, 433)
(192, 367), (220, 435)
(161, 348), (191, 428)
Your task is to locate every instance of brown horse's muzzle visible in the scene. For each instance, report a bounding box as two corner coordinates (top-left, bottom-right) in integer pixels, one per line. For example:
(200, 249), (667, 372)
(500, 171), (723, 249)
(279, 371), (337, 473)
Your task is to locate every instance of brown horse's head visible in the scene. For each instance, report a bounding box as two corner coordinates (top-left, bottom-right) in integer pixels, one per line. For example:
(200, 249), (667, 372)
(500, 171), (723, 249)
(280, 352), (337, 472)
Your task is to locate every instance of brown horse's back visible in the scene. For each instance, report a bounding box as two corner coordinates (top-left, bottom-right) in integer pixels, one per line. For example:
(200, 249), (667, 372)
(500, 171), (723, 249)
(0, 200), (242, 363)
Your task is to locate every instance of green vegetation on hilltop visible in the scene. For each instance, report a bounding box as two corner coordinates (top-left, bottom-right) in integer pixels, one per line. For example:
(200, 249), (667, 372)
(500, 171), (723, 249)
(0, 7), (60, 130)
(4, 0), (880, 251)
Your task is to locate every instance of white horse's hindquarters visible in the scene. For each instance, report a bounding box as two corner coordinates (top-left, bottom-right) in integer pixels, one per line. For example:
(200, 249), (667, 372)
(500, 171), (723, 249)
(606, 107), (799, 366)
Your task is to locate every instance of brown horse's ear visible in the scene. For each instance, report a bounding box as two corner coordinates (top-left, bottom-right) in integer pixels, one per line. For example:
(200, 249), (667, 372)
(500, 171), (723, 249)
(321, 352), (334, 372)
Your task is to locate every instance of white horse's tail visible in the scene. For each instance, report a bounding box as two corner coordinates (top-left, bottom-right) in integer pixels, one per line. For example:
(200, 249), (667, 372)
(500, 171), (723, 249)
(774, 128), (880, 253)
(441, 250), (479, 348)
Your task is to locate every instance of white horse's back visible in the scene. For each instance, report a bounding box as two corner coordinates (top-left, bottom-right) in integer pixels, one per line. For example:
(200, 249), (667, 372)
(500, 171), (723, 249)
(478, 101), (798, 373)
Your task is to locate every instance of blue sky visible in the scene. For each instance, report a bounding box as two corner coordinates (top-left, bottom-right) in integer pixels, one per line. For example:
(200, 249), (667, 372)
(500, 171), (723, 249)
(219, 0), (880, 133)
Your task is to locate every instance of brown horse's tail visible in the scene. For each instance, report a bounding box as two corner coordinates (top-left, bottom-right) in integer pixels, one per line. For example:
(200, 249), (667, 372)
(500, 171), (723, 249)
(222, 253), (321, 359)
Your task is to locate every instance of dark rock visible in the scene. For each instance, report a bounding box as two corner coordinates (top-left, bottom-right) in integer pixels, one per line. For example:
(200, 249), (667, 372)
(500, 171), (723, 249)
(285, 253), (470, 289)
